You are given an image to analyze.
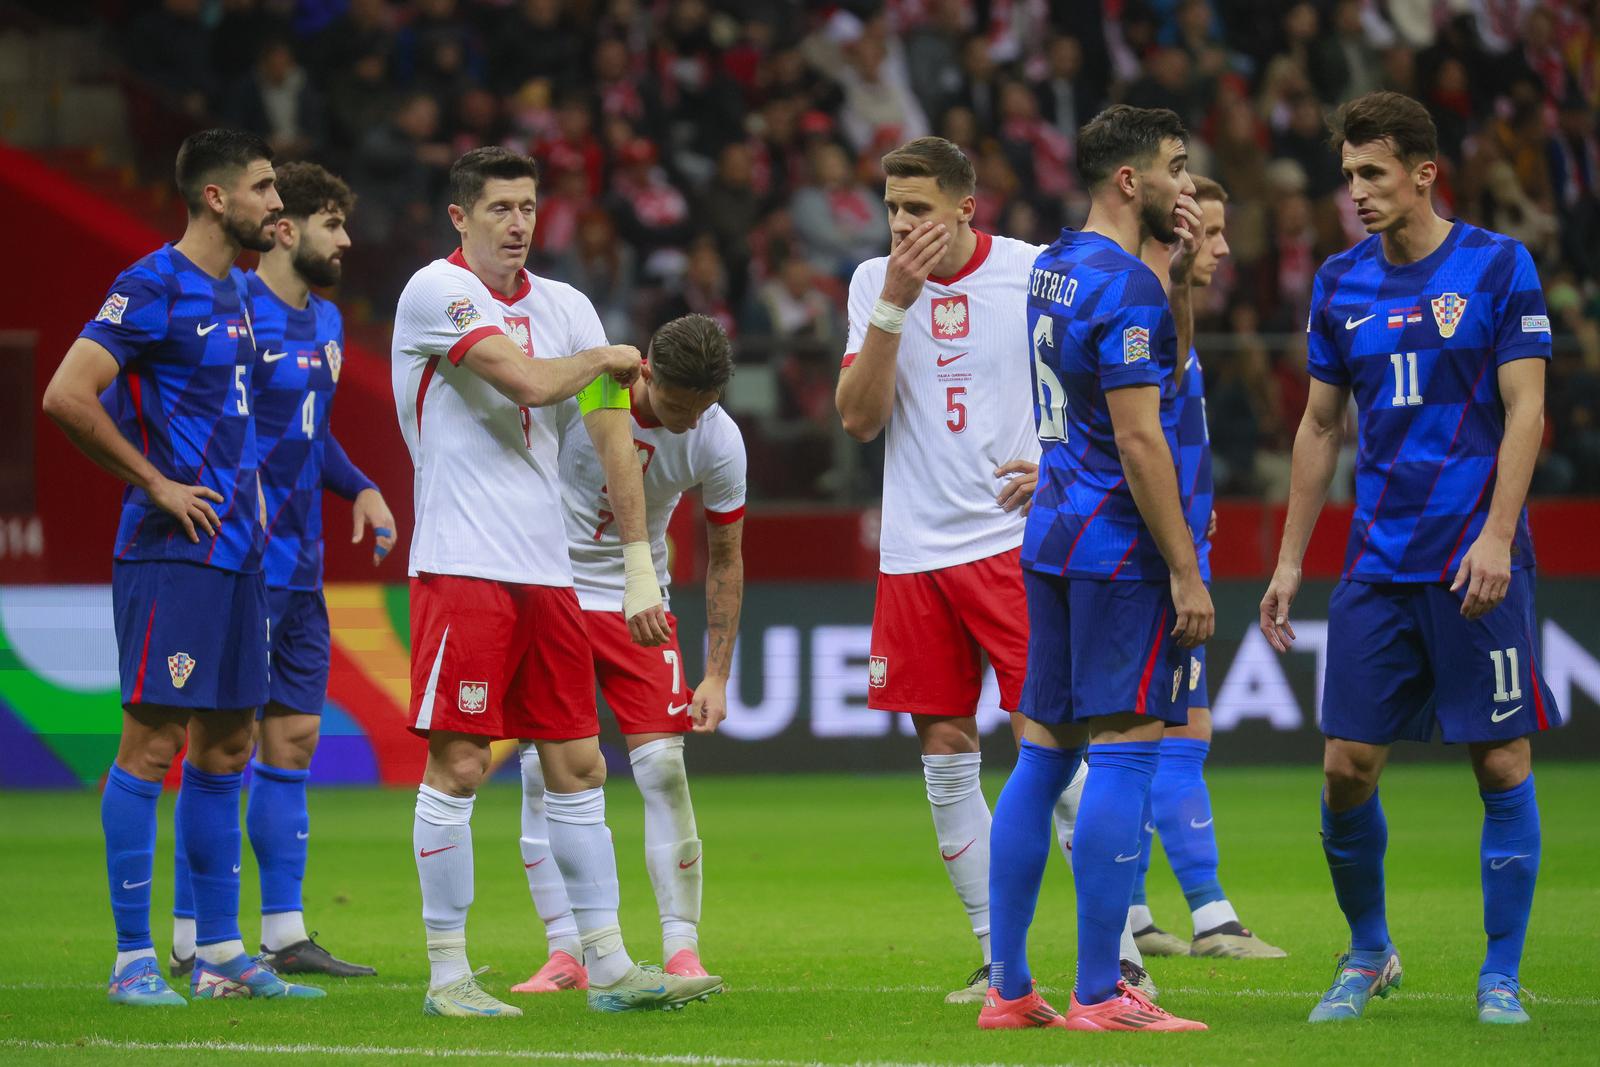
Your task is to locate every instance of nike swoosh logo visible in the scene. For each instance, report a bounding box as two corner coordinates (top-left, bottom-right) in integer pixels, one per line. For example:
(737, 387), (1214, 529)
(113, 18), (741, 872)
(1490, 705), (1522, 723)
(1114, 851), (1141, 863)
(1144, 821), (1156, 834)
(419, 846), (457, 858)
(941, 839), (976, 862)
(296, 830), (310, 840)
(232, 864), (241, 874)
(524, 858), (546, 869)
(935, 351), (968, 367)
(1345, 314), (1376, 330)
(644, 984), (667, 994)
(196, 323), (220, 336)
(666, 702), (690, 716)
(1190, 817), (1213, 829)
(1490, 854), (1531, 870)
(121, 878), (152, 890)
(679, 854), (701, 870)
(260, 350), (289, 363)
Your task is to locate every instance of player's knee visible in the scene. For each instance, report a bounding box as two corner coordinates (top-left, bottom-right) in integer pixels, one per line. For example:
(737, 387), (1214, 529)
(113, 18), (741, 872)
(629, 736), (688, 799)
(118, 729), (184, 781)
(425, 737), (490, 797)
(537, 739), (607, 793)
(916, 716), (979, 756)
(1471, 741), (1531, 793)
(1322, 752), (1379, 806)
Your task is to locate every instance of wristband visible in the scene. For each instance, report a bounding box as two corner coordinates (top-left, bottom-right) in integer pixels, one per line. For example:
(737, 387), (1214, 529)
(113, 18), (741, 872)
(622, 540), (662, 620)
(869, 298), (907, 334)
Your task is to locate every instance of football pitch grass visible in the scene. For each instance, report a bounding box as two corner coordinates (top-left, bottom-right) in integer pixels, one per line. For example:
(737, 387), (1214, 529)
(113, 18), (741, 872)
(2, 762), (1596, 1066)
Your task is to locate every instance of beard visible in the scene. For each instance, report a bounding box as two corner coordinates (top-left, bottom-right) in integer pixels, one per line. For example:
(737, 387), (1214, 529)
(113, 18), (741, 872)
(293, 245), (343, 287)
(227, 207), (277, 252)
(1139, 189), (1178, 245)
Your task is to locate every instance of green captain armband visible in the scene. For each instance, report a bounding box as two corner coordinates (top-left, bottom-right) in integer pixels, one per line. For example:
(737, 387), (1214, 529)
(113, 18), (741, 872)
(576, 372), (630, 415)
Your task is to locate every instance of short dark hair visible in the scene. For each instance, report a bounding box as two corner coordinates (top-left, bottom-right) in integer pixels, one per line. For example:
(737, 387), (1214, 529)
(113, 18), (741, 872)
(880, 136), (977, 199)
(273, 161), (355, 220)
(648, 314), (733, 393)
(175, 128), (273, 214)
(448, 146), (540, 212)
(1076, 105), (1188, 189)
(1192, 174), (1229, 204)
(1329, 91), (1437, 165)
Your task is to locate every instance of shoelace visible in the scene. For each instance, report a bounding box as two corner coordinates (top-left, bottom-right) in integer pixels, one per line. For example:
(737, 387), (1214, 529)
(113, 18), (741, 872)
(964, 963), (991, 987)
(1118, 981), (1173, 1018)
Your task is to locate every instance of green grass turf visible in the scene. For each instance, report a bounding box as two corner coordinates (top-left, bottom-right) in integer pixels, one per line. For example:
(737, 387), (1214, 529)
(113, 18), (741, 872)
(1, 763), (1596, 1065)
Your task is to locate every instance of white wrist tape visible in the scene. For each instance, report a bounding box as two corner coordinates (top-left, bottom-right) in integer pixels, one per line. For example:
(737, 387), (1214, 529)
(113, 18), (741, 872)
(622, 540), (662, 620)
(870, 298), (907, 334)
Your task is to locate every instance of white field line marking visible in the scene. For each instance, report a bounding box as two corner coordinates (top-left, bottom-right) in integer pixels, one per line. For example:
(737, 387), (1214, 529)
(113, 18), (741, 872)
(0, 1038), (1090, 1067)
(9, 980), (1595, 1008)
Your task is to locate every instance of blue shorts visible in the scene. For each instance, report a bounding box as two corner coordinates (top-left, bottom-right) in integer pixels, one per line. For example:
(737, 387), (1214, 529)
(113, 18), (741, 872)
(1184, 645), (1210, 710)
(1321, 570), (1562, 745)
(1020, 571), (1189, 726)
(112, 560), (269, 710)
(263, 587), (331, 717)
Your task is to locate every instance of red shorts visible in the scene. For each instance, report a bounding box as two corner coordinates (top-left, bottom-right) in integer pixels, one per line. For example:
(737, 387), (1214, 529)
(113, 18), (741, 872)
(867, 547), (1029, 717)
(583, 610), (692, 736)
(408, 573), (597, 741)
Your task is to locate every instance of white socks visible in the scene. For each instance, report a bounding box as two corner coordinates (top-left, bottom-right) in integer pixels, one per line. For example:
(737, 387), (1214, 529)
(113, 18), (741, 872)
(415, 783), (475, 988)
(631, 737), (702, 958)
(1129, 903), (1155, 932)
(171, 917), (196, 961)
(261, 910), (308, 952)
(115, 947), (156, 973)
(1120, 912), (1143, 967)
(518, 744), (583, 959)
(1052, 759), (1087, 854)
(922, 752), (993, 963)
(196, 939), (246, 965)
(545, 786), (633, 985)
(1192, 898), (1239, 933)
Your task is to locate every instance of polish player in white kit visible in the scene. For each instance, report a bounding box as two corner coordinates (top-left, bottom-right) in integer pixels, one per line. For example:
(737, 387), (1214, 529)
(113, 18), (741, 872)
(834, 136), (1047, 1004)
(390, 147), (721, 1017)
(515, 313), (745, 994)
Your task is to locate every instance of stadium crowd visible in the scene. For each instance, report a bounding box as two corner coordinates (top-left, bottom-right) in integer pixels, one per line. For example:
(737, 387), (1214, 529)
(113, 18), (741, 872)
(103, 0), (1600, 499)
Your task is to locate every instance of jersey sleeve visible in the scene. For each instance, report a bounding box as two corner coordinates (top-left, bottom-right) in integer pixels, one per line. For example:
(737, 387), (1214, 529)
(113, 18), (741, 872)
(399, 268), (503, 366)
(1093, 270), (1169, 392)
(701, 414), (748, 524)
(322, 432), (377, 500)
(1304, 268), (1347, 386)
(1492, 242), (1552, 365)
(78, 269), (169, 368)
(841, 262), (876, 368)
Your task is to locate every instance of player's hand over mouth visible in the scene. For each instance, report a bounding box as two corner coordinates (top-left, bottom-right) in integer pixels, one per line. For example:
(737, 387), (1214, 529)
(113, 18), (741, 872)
(881, 221), (948, 309)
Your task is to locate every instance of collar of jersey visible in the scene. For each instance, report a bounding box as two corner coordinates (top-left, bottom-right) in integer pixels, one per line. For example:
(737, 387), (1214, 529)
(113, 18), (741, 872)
(928, 229), (992, 287)
(447, 248), (532, 304)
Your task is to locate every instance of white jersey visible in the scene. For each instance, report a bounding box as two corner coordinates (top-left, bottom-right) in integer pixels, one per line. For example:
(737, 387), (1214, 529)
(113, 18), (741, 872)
(844, 231), (1043, 574)
(559, 398), (746, 612)
(392, 250), (608, 585)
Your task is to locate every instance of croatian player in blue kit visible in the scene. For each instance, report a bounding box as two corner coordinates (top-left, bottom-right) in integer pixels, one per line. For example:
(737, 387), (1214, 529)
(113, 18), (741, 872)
(169, 163), (394, 979)
(980, 105), (1211, 1033)
(42, 129), (321, 1003)
(1259, 92), (1561, 1025)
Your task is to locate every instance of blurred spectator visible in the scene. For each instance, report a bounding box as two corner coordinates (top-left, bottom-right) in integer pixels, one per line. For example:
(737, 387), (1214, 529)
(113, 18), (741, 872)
(758, 251), (839, 343)
(393, 0), (485, 96)
(326, 46), (400, 162)
(555, 209), (638, 342)
(998, 80), (1076, 208)
(826, 21), (931, 153)
(1039, 35), (1100, 140)
(657, 236), (738, 341)
(225, 39), (325, 159)
(905, 0), (969, 121)
(1548, 90), (1600, 280)
(537, 94), (606, 199)
(491, 0), (584, 97)
(606, 138), (694, 282)
(448, 88), (502, 157)
(350, 93), (453, 243)
(791, 142), (888, 280)
(594, 36), (662, 139)
(124, 0), (216, 116)
(696, 143), (765, 304)
(531, 161), (592, 265)
(213, 0), (293, 87)
(1273, 94), (1342, 199)
(1330, 0), (1384, 102)
(313, 0), (397, 79)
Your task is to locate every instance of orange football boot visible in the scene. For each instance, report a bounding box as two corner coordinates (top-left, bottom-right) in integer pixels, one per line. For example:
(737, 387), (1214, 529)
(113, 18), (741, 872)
(1065, 981), (1207, 1031)
(977, 983), (1069, 1029)
(510, 950), (588, 993)
(664, 948), (710, 978)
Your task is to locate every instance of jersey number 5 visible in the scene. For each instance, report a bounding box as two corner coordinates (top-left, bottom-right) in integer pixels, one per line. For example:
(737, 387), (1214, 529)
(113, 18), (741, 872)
(945, 386), (967, 434)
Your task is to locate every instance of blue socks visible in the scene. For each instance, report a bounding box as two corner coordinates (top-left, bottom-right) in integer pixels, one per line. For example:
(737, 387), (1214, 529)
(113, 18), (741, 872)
(1321, 789), (1390, 953)
(173, 816), (195, 922)
(103, 765), (162, 951)
(247, 760), (312, 917)
(1480, 775), (1539, 981)
(1072, 741), (1160, 1005)
(176, 763), (243, 948)
(1129, 792), (1155, 908)
(989, 740), (1084, 1000)
(1152, 738), (1225, 912)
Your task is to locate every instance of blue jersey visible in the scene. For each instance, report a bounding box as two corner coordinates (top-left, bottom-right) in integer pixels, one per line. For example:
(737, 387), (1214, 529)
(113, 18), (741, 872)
(247, 272), (373, 591)
(1306, 222), (1551, 583)
(1176, 348), (1213, 582)
(1023, 230), (1181, 581)
(80, 245), (263, 573)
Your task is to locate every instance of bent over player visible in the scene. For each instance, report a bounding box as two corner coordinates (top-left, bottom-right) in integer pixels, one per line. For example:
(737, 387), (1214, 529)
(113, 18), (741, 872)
(1260, 91), (1560, 1025)
(43, 129), (320, 1002)
(835, 136), (1044, 1004)
(170, 162), (395, 979)
(517, 313), (745, 993)
(392, 147), (720, 1017)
